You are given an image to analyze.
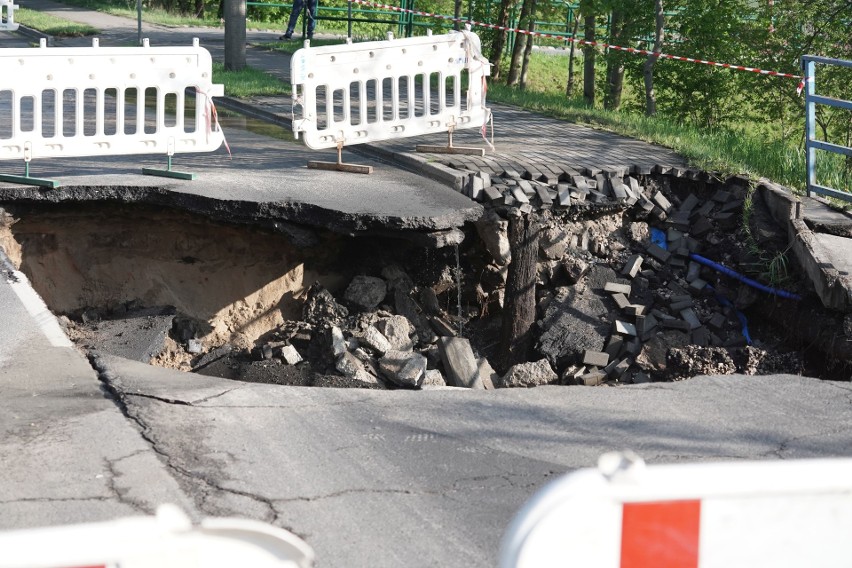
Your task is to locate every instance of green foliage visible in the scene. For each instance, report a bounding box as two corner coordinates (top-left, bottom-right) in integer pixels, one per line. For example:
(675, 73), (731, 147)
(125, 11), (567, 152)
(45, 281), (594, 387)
(212, 62), (290, 97)
(14, 7), (99, 36)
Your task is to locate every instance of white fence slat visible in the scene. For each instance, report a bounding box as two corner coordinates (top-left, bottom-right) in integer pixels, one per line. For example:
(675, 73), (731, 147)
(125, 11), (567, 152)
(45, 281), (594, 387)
(0, 0), (18, 32)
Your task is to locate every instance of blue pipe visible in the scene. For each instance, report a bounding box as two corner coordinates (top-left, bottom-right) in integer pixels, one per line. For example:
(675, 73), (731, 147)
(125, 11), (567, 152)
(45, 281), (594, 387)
(689, 253), (802, 301)
(707, 284), (752, 345)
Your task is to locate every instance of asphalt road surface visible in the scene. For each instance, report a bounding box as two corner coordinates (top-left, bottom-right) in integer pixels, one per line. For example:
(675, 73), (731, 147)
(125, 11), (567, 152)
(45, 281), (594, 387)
(94, 353), (852, 567)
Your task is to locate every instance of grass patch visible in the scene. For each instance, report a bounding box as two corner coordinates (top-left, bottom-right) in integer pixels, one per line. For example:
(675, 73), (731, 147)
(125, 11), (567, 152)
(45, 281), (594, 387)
(487, 82), (840, 193)
(213, 62), (290, 97)
(14, 7), (98, 36)
(257, 38), (348, 53)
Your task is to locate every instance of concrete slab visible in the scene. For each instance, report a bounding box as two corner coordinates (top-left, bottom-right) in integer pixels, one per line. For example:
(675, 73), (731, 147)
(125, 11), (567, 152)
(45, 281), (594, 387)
(0, 122), (483, 236)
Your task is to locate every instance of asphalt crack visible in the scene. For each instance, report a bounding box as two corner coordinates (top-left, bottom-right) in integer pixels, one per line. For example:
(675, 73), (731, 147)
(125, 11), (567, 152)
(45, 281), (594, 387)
(88, 353), (289, 529)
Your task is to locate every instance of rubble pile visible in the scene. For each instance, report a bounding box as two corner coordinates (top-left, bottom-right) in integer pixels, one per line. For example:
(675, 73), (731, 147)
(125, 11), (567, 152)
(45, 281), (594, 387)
(173, 166), (808, 389)
(61, 166), (823, 387)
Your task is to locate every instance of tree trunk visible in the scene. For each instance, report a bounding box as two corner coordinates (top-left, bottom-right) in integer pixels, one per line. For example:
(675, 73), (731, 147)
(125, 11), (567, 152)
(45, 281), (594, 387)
(499, 209), (539, 374)
(604, 10), (625, 111)
(519, 0), (538, 89)
(507, 0), (535, 86)
(565, 14), (580, 97)
(224, 0), (246, 71)
(489, 0), (513, 80)
(643, 0), (664, 116)
(582, 13), (596, 106)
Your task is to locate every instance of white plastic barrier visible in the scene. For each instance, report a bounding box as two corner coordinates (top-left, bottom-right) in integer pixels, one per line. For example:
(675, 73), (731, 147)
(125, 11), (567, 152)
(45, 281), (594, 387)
(290, 29), (490, 150)
(0, 0), (17, 32)
(500, 452), (852, 568)
(0, 504), (315, 568)
(0, 38), (224, 162)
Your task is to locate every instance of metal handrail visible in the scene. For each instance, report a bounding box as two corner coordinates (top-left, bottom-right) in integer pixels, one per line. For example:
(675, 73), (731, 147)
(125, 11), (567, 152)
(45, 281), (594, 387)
(803, 54), (852, 202)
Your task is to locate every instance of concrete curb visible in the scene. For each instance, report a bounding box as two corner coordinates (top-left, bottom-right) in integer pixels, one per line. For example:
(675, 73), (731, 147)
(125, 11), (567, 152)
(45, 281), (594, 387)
(758, 179), (852, 311)
(14, 23), (53, 45)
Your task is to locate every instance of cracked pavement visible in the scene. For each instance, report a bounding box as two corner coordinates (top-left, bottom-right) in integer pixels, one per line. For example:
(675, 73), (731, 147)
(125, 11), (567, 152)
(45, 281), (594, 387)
(0, 272), (196, 529)
(88, 353), (852, 567)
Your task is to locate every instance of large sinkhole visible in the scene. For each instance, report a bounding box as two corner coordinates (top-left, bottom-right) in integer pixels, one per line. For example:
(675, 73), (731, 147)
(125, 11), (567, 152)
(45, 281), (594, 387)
(2, 173), (851, 386)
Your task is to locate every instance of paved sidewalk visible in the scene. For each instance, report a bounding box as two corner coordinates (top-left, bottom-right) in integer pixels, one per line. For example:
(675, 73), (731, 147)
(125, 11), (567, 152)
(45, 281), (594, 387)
(12, 0), (688, 180)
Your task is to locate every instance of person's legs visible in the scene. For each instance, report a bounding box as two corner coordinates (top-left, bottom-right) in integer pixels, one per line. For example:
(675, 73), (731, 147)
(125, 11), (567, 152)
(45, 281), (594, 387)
(306, 0), (317, 37)
(281, 0), (304, 38)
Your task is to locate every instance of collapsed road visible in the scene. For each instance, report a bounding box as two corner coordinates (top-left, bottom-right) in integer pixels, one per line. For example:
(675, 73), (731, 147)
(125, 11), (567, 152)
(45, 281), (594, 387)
(3, 16), (852, 564)
(1, 95), (851, 568)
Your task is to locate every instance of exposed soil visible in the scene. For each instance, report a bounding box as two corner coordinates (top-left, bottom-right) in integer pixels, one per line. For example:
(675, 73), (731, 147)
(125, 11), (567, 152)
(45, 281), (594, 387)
(2, 172), (851, 388)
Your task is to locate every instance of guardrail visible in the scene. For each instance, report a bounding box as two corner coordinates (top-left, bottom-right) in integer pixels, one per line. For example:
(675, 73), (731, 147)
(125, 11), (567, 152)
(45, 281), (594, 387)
(803, 55), (852, 203)
(0, 0), (18, 31)
(290, 29), (490, 172)
(0, 38), (225, 187)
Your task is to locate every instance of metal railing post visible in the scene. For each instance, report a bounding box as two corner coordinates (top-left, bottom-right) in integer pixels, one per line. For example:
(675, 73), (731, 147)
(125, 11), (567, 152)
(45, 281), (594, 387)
(804, 58), (816, 198)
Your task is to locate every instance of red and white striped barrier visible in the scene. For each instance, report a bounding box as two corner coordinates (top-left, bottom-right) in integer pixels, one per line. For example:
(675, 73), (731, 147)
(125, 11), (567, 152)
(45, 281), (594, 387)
(500, 452), (852, 568)
(0, 504), (314, 568)
(347, 0), (803, 86)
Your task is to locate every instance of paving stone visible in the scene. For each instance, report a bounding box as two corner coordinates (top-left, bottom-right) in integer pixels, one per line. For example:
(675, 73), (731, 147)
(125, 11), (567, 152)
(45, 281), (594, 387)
(622, 254), (644, 278)
(627, 176), (642, 193)
(536, 185), (554, 209)
(612, 293), (631, 310)
(708, 312), (727, 330)
(612, 358), (631, 379)
(625, 304), (646, 316)
(569, 188), (587, 202)
(652, 191), (673, 212)
(511, 186), (531, 204)
(588, 190), (608, 203)
(613, 320), (637, 337)
(696, 201), (715, 218)
(625, 339), (642, 357)
(518, 203), (534, 215)
(577, 370), (606, 386)
(604, 282), (632, 295)
(558, 187), (572, 207)
(503, 168), (522, 179)
(595, 174), (609, 196)
(689, 278), (707, 292)
(721, 199), (744, 213)
(712, 190), (732, 203)
(279, 344), (303, 365)
(692, 326), (710, 346)
(660, 318), (691, 331)
(605, 335), (624, 358)
(670, 299), (693, 311)
(631, 371), (652, 384)
(679, 193), (700, 213)
(686, 261), (701, 282)
(517, 179), (535, 196)
(379, 350), (427, 388)
(646, 243), (671, 263)
(572, 176), (590, 191)
(582, 350), (610, 368)
(484, 186), (503, 203)
(637, 313), (658, 340)
(610, 179), (629, 201)
(680, 308), (702, 330)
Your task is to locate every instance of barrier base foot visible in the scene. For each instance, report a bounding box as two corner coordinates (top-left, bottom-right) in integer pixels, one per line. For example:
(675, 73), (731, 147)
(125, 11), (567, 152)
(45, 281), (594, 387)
(308, 160), (373, 175)
(415, 144), (485, 157)
(0, 173), (60, 189)
(142, 168), (197, 181)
